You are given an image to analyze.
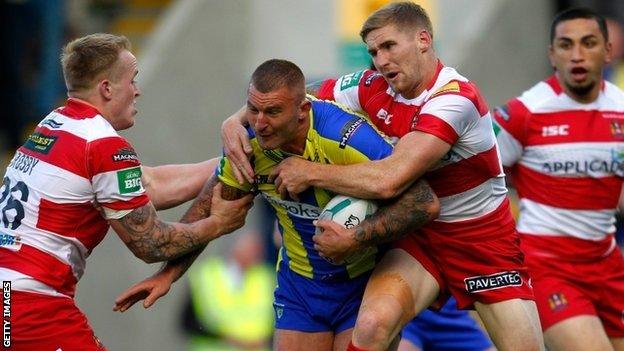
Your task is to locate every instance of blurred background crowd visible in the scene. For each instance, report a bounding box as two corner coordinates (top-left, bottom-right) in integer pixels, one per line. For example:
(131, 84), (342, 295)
(2, 0), (624, 350)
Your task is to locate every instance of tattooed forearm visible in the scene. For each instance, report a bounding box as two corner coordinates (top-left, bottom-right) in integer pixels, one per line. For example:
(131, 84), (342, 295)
(119, 203), (202, 263)
(161, 176), (250, 279)
(353, 179), (439, 247)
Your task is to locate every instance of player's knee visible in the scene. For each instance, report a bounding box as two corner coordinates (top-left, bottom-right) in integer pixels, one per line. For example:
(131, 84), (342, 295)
(354, 307), (400, 348)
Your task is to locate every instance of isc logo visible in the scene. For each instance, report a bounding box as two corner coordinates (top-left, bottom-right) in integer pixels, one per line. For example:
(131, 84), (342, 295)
(542, 125), (569, 137)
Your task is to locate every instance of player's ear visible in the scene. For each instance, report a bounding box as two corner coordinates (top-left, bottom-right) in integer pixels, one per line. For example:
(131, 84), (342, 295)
(605, 40), (613, 65)
(299, 99), (312, 120)
(548, 45), (556, 70)
(98, 79), (113, 100)
(417, 29), (433, 51)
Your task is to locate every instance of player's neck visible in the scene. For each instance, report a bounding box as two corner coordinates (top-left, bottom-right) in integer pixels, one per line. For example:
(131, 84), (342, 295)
(280, 117), (310, 155)
(403, 55), (438, 99)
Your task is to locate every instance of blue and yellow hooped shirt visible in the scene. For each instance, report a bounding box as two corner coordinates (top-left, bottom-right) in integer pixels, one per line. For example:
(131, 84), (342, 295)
(217, 99), (393, 282)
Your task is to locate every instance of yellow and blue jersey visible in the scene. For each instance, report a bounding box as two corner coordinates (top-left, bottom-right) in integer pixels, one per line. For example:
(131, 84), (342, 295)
(217, 99), (393, 281)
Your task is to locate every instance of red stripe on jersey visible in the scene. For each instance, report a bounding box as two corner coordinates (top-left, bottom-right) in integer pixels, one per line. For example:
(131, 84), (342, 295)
(425, 145), (502, 197)
(318, 79), (337, 100)
(86, 136), (142, 178)
(19, 127), (89, 179)
(102, 195), (149, 211)
(513, 164), (621, 209)
(55, 98), (100, 120)
(545, 75), (563, 95)
(413, 113), (459, 145)
(524, 110), (622, 146)
(424, 198), (516, 240)
(520, 233), (614, 261)
(493, 98), (530, 144)
(453, 81), (490, 116)
(37, 199), (110, 251)
(0, 245), (77, 297)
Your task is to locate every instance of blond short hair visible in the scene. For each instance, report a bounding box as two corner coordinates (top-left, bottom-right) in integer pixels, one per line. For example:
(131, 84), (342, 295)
(61, 33), (131, 92)
(360, 2), (433, 42)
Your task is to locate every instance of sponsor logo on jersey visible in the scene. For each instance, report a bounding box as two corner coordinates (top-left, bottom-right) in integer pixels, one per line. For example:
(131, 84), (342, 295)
(116, 167), (142, 194)
(0, 233), (22, 251)
(611, 121), (624, 138)
(376, 108), (393, 125)
(274, 302), (284, 319)
(464, 271), (522, 293)
(541, 158), (624, 176)
(339, 71), (364, 91)
(364, 72), (382, 86)
(8, 152), (39, 176)
(339, 118), (365, 149)
(542, 124), (569, 137)
(112, 147), (139, 163)
(262, 193), (321, 219)
(255, 174), (273, 184)
(602, 112), (624, 120)
(548, 292), (568, 312)
(430, 81), (460, 98)
(263, 150), (286, 163)
(23, 132), (57, 155)
(494, 105), (510, 122)
(41, 118), (63, 129)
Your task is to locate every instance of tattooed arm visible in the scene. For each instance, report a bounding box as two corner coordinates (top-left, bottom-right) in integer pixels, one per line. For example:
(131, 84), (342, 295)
(112, 176), (252, 312)
(313, 179), (439, 264)
(110, 176), (253, 264)
(154, 176), (251, 282)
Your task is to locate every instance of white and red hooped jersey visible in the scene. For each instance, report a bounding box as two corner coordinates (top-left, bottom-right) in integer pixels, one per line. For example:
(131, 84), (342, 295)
(493, 76), (624, 258)
(318, 61), (509, 238)
(0, 99), (149, 298)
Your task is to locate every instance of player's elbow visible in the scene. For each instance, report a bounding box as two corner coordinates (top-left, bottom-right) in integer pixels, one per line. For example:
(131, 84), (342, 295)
(374, 177), (408, 199)
(424, 196), (441, 222)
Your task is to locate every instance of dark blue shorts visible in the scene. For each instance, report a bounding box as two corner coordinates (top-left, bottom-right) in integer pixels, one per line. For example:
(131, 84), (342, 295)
(273, 267), (370, 333)
(401, 297), (493, 351)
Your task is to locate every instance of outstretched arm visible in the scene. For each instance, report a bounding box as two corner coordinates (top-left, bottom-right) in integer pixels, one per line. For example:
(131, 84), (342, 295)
(313, 178), (439, 264)
(273, 131), (451, 200)
(113, 176), (252, 311)
(141, 158), (219, 210)
(111, 177), (252, 263)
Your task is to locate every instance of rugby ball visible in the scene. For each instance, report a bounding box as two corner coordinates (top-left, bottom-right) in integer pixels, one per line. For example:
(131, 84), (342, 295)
(316, 195), (378, 264)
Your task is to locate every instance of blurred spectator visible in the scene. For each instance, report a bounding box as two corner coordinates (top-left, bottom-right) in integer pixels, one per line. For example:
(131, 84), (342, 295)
(0, 0), (66, 154)
(605, 18), (624, 88)
(182, 230), (275, 351)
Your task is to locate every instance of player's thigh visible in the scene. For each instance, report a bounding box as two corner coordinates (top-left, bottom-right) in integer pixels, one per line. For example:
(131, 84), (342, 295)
(398, 339), (422, 351)
(362, 248), (440, 319)
(611, 337), (624, 351)
(333, 328), (353, 351)
(274, 329), (334, 351)
(475, 298), (544, 351)
(544, 315), (613, 351)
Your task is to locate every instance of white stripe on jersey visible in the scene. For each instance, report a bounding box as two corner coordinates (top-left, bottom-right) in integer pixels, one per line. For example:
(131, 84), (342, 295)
(9, 157), (93, 202)
(18, 226), (89, 280)
(520, 141), (624, 178)
(519, 81), (624, 114)
(494, 121), (523, 167)
(437, 178), (507, 222)
(92, 168), (146, 215)
(421, 94), (477, 137)
(0, 268), (70, 298)
(517, 198), (616, 240)
(332, 75), (364, 112)
(41, 112), (118, 142)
